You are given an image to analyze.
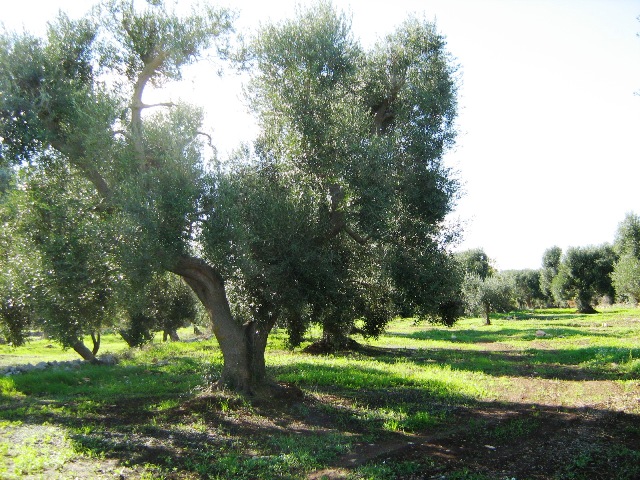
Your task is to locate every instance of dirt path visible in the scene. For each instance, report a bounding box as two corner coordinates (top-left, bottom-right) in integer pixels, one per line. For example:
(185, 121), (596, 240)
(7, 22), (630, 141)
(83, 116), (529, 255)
(307, 402), (640, 479)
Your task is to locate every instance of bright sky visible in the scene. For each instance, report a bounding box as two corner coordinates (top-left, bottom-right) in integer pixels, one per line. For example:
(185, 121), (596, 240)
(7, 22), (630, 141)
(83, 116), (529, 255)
(3, 0), (640, 271)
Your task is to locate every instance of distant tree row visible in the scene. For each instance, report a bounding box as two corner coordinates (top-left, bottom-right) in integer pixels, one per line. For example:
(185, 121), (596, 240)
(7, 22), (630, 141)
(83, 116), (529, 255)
(455, 212), (640, 322)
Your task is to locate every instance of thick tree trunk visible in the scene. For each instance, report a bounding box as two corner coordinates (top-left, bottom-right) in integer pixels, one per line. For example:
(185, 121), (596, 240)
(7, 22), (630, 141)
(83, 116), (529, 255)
(163, 329), (180, 342)
(304, 325), (360, 354)
(72, 339), (100, 363)
(171, 256), (273, 393)
(484, 305), (491, 325)
(575, 294), (597, 314)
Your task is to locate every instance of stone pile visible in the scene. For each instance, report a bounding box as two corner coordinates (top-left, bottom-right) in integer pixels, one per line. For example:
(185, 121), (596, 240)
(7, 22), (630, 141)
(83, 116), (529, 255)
(1, 354), (118, 376)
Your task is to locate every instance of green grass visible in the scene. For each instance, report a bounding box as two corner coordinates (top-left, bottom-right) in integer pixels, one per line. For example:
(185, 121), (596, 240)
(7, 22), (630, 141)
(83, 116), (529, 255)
(0, 307), (639, 478)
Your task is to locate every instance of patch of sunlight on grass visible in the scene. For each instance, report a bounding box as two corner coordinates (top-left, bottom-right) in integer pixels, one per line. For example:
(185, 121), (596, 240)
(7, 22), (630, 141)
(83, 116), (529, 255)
(0, 424), (77, 478)
(0, 378), (24, 400)
(270, 353), (491, 401)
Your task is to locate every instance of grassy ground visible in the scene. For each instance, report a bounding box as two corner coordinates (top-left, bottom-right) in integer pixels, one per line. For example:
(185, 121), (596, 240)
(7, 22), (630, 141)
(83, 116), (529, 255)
(0, 307), (639, 479)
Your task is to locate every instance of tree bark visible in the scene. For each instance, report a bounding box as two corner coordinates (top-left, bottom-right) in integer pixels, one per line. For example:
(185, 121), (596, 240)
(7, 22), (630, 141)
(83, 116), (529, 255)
(72, 339), (100, 363)
(90, 332), (101, 356)
(163, 329), (180, 342)
(484, 305), (491, 325)
(171, 256), (273, 393)
(575, 293), (597, 314)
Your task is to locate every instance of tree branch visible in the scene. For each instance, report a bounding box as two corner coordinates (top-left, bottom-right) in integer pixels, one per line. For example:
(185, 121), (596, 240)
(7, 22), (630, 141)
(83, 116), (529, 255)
(371, 80), (404, 135)
(131, 50), (170, 162)
(49, 139), (112, 200)
(197, 131), (214, 148)
(344, 226), (370, 246)
(139, 101), (177, 109)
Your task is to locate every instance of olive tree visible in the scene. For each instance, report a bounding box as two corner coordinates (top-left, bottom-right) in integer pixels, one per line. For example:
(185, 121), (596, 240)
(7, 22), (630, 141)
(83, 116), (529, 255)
(503, 269), (544, 309)
(461, 273), (513, 325)
(539, 246), (562, 305)
(219, 3), (463, 350)
(1, 1), (461, 391)
(552, 245), (617, 313)
(455, 248), (494, 280)
(0, 1), (242, 374)
(613, 212), (640, 258)
(119, 272), (198, 347)
(611, 213), (640, 303)
(611, 255), (640, 304)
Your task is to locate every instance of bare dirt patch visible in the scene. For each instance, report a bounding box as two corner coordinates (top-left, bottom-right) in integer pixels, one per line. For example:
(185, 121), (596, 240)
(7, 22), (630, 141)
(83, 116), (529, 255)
(308, 402), (640, 479)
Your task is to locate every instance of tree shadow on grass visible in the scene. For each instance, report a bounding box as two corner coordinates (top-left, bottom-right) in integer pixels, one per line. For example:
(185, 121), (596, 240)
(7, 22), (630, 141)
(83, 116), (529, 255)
(1, 347), (639, 479)
(0, 355), (486, 478)
(340, 342), (640, 381)
(389, 326), (617, 344)
(314, 399), (640, 480)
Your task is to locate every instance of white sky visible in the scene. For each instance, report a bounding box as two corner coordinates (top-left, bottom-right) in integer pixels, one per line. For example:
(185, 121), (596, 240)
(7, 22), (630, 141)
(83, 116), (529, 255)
(3, 0), (640, 271)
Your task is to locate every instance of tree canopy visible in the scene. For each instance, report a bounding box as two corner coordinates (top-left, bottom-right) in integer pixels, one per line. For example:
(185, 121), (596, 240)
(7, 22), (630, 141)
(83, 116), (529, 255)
(552, 245), (616, 313)
(0, 1), (462, 392)
(611, 213), (640, 303)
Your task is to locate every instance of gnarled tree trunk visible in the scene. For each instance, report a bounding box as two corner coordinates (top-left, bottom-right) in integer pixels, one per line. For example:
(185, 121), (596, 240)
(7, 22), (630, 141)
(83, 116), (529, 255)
(163, 329), (180, 342)
(172, 256), (273, 393)
(91, 332), (101, 356)
(72, 339), (100, 363)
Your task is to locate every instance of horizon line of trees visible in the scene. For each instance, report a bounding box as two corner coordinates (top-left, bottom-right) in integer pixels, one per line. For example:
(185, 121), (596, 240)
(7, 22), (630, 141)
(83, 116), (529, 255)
(455, 212), (640, 323)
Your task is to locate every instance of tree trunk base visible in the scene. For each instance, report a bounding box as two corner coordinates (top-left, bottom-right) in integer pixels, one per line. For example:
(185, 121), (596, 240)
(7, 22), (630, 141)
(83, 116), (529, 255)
(201, 378), (305, 404)
(576, 307), (598, 314)
(302, 336), (362, 355)
(72, 339), (101, 363)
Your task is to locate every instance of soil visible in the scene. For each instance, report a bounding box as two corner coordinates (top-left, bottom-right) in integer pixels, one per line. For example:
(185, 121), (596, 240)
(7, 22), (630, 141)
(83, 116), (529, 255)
(308, 403), (640, 479)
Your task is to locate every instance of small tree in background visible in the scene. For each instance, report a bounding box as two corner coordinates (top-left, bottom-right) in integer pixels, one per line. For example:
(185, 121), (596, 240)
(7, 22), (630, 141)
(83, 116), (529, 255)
(461, 273), (513, 325)
(503, 269), (544, 309)
(611, 212), (640, 304)
(613, 212), (640, 258)
(552, 245), (617, 313)
(611, 255), (640, 304)
(119, 273), (198, 347)
(455, 248), (494, 280)
(539, 246), (562, 306)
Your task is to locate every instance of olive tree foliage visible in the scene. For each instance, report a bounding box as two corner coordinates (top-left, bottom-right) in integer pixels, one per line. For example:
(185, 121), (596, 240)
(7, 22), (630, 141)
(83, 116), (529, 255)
(461, 273), (513, 325)
(613, 212), (640, 258)
(0, 187), (37, 346)
(611, 255), (640, 304)
(611, 212), (640, 303)
(211, 2), (463, 350)
(0, 1), (461, 391)
(552, 245), (617, 314)
(454, 248), (494, 280)
(502, 269), (544, 309)
(539, 246), (562, 306)
(20, 161), (120, 360)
